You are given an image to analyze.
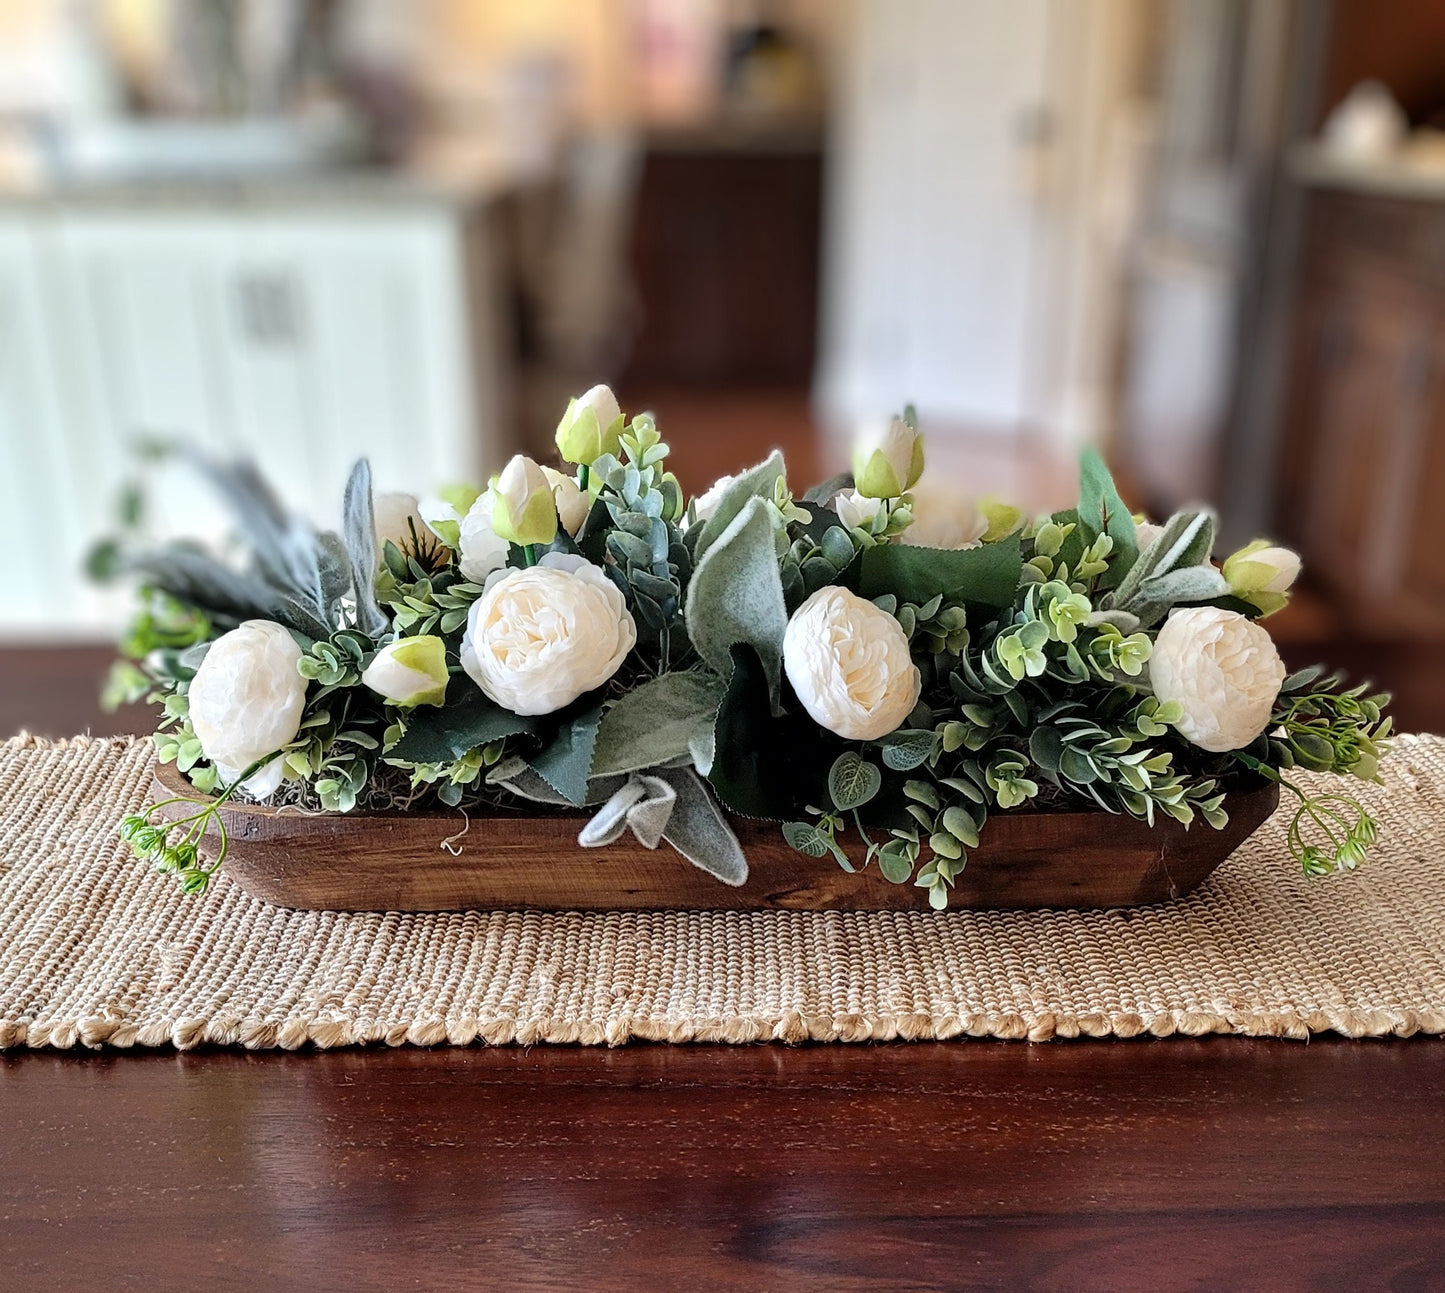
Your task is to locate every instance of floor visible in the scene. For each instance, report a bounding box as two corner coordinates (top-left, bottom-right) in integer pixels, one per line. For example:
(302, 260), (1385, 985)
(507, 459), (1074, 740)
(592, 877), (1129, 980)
(3, 398), (1444, 1289)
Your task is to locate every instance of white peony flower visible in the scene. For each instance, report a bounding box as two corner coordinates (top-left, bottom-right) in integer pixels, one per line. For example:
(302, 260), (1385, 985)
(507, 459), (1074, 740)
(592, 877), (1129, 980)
(360, 635), (449, 707)
(685, 473), (736, 530)
(188, 620), (307, 794)
(460, 553), (636, 715)
(833, 488), (882, 530)
(852, 416), (925, 499)
(905, 476), (988, 549)
(457, 489), (509, 583)
(782, 586), (921, 741)
(373, 491), (425, 554)
(543, 466), (590, 536)
(1148, 606), (1287, 753)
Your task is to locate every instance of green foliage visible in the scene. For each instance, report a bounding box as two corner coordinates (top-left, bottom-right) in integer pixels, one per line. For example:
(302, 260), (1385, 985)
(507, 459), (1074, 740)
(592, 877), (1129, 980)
(684, 496), (789, 697)
(583, 416), (691, 657)
(857, 537), (1023, 608)
(1076, 447), (1139, 589)
(591, 670), (726, 777)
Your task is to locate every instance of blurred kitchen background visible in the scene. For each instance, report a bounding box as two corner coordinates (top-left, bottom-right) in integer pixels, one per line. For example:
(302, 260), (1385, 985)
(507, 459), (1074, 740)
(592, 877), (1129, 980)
(1, 0), (1443, 735)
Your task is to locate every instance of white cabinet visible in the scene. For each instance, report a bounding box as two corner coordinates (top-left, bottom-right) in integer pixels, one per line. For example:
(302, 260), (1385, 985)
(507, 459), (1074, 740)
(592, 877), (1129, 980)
(0, 198), (508, 636)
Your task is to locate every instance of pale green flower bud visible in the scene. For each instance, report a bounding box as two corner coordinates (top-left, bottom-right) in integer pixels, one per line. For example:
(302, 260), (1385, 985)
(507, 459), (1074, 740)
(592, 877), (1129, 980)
(554, 384), (625, 466)
(361, 635), (450, 707)
(1223, 539), (1301, 616)
(852, 416), (924, 499)
(491, 455), (559, 547)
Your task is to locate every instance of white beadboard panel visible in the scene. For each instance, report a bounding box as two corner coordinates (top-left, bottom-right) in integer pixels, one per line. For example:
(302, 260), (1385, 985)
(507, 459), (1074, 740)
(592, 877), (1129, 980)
(0, 213), (127, 635)
(5, 202), (498, 636)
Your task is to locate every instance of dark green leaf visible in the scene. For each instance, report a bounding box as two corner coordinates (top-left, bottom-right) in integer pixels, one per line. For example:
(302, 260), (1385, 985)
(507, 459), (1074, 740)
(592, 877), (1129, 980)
(529, 702), (605, 807)
(388, 688), (537, 763)
(858, 537), (1022, 608)
(1076, 446), (1139, 588)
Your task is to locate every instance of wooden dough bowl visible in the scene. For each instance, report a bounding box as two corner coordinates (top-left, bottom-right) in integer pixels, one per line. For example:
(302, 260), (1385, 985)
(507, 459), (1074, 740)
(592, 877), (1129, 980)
(153, 761), (1279, 913)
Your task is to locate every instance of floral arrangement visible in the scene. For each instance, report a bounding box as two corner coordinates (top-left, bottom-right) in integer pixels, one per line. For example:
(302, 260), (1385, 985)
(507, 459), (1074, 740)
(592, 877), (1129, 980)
(95, 387), (1391, 906)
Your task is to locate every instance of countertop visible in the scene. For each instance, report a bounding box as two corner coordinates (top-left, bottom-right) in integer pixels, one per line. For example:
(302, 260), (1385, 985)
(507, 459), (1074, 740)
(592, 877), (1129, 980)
(1290, 141), (1445, 202)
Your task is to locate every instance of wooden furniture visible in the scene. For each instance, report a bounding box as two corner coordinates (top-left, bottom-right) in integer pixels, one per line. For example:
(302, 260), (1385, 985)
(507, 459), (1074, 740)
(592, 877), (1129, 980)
(3, 1041), (1444, 1289)
(1279, 182), (1445, 637)
(152, 759), (1277, 913)
(621, 125), (822, 386)
(2, 653), (1444, 1287)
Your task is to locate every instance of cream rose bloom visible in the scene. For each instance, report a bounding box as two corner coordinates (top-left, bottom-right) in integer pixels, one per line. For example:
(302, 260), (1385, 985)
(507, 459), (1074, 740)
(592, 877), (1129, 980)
(783, 586), (921, 741)
(460, 553), (636, 715)
(833, 488), (882, 530)
(373, 491), (425, 554)
(188, 620), (307, 796)
(543, 466), (590, 535)
(1148, 607), (1287, 753)
(905, 476), (988, 549)
(456, 489), (509, 584)
(685, 472), (736, 530)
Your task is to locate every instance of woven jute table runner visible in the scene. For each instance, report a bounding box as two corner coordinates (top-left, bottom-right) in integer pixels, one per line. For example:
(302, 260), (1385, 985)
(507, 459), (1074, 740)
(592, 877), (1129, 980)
(1, 733), (1442, 1050)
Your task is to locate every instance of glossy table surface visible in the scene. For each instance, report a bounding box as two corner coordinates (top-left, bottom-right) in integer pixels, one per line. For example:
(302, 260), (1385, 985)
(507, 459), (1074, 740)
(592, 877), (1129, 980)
(2, 646), (1443, 1291)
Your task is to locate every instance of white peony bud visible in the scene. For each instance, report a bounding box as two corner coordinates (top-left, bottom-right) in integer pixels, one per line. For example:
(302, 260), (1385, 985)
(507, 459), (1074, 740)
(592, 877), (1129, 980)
(188, 620), (307, 794)
(460, 553), (636, 715)
(1148, 606), (1287, 753)
(833, 488), (882, 530)
(555, 384), (625, 466)
(417, 484), (481, 549)
(543, 466), (590, 536)
(373, 492), (425, 554)
(1223, 540), (1301, 595)
(685, 472), (737, 530)
(491, 454), (559, 547)
(905, 476), (988, 549)
(1134, 519), (1166, 553)
(456, 489), (509, 584)
(852, 416), (925, 499)
(360, 635), (449, 707)
(782, 586), (921, 741)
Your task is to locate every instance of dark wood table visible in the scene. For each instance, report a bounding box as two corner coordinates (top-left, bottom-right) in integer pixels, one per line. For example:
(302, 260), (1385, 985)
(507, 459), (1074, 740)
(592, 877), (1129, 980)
(3, 647), (1443, 1291)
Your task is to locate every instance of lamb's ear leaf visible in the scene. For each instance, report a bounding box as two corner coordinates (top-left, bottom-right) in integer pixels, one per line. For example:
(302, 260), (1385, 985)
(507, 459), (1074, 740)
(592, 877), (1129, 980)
(1104, 509), (1215, 611)
(528, 701), (605, 808)
(388, 688), (537, 763)
(657, 768), (748, 886)
(685, 495), (788, 699)
(1077, 447), (1139, 588)
(591, 670), (727, 777)
(1126, 565), (1232, 628)
(691, 450), (785, 564)
(341, 459), (389, 637)
(802, 471), (853, 505)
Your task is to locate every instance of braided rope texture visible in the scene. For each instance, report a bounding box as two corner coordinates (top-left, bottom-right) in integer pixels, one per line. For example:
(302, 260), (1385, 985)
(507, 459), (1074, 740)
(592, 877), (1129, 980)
(1, 733), (1442, 1050)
